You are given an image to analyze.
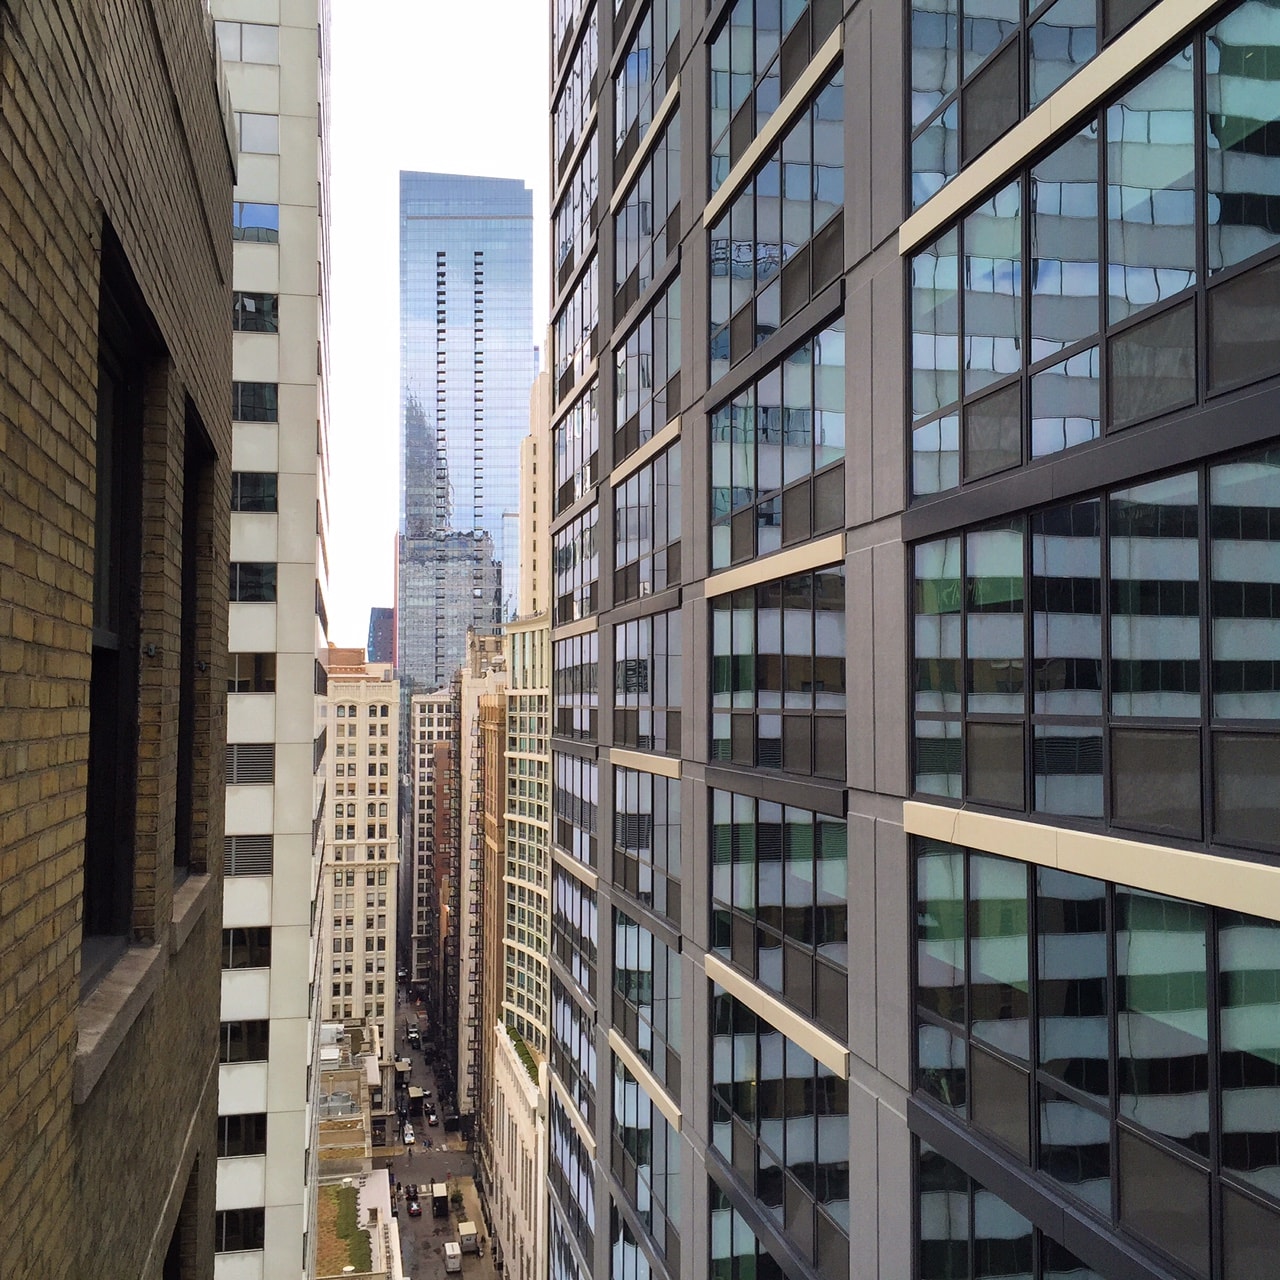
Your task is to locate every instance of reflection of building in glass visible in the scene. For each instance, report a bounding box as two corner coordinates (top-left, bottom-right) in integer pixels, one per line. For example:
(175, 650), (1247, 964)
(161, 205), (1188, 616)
(367, 606), (394, 664)
(397, 172), (535, 684)
(546, 1), (1280, 1279)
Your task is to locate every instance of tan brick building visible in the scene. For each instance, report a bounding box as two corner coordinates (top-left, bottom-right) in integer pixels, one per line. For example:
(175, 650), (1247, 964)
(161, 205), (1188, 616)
(0, 2), (235, 1276)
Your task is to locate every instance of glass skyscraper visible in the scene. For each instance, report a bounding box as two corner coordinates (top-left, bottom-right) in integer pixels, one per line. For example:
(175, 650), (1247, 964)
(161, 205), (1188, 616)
(398, 171), (535, 689)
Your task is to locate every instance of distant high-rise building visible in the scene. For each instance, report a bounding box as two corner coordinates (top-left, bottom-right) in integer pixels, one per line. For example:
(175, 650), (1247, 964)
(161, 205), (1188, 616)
(367, 606), (395, 664)
(397, 172), (535, 690)
(214, 2), (332, 1274)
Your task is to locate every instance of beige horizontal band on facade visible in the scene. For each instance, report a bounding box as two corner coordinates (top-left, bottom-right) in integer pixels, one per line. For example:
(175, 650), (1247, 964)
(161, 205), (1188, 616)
(550, 844), (599, 890)
(704, 22), (846, 229)
(608, 1029), (682, 1132)
(899, 0), (1223, 255)
(610, 415), (681, 487)
(904, 800), (1280, 919)
(607, 747), (681, 779)
(550, 615), (597, 641)
(550, 1072), (597, 1158)
(609, 76), (682, 218)
(705, 953), (850, 1077)
(703, 532), (844, 598)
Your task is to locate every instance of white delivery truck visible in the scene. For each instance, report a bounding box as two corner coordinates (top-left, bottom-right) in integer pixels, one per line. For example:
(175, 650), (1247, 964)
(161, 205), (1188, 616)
(443, 1240), (462, 1273)
(458, 1221), (479, 1253)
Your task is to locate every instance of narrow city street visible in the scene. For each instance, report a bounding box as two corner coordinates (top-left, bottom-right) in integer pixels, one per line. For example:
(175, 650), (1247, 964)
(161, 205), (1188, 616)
(391, 990), (499, 1280)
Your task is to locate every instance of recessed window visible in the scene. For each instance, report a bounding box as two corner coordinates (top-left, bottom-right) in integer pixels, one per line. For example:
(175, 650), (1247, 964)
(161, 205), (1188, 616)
(234, 111), (279, 155)
(232, 292), (279, 335)
(230, 561), (277, 603)
(232, 202), (279, 244)
(232, 381), (277, 423)
(230, 471), (278, 512)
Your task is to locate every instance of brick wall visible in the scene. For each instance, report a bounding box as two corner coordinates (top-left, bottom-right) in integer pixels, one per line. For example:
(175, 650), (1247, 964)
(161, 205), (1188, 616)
(0, 0), (234, 1274)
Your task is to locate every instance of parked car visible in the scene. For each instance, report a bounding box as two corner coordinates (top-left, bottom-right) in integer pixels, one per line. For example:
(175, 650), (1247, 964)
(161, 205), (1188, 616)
(404, 1124), (416, 1144)
(427, 1112), (438, 1127)
(407, 1199), (422, 1217)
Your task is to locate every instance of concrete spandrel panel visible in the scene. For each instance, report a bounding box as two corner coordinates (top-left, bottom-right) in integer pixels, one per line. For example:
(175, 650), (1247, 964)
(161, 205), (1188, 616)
(213, 1247), (264, 1280)
(234, 152), (280, 204)
(262, 1202), (306, 1279)
(277, 28), (319, 114)
(275, 390), (320, 470)
(225, 784), (275, 835)
(214, 0), (280, 23)
(273, 563), (320, 654)
(276, 296), (318, 385)
(215, 1154), (267, 1212)
(265, 1017), (310, 1112)
(262, 1103), (305, 1206)
(232, 330), (279, 383)
(277, 116), (317, 203)
(228, 601), (277, 653)
(231, 421), (279, 473)
(230, 510), (279, 563)
(274, 469), (318, 563)
(232, 241), (279, 294)
(276, 206), (318, 293)
(223, 876), (273, 928)
(222, 967), (271, 1021)
(228, 691), (277, 745)
(271, 652), (317, 739)
(267, 925), (310, 1020)
(219, 1060), (269, 1115)
(224, 62), (280, 115)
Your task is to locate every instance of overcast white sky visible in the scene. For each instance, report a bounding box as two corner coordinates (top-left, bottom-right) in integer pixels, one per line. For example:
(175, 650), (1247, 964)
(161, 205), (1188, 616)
(326, 0), (550, 647)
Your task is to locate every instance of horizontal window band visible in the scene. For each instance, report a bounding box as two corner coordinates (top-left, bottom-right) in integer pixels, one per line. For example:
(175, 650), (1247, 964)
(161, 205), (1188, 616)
(609, 78), (681, 218)
(899, 0), (1224, 255)
(904, 798), (1280, 917)
(704, 532), (843, 597)
(704, 23), (845, 228)
(705, 952), (848, 1076)
(610, 415), (681, 488)
(608, 1029), (681, 1132)
(903, 377), (1280, 544)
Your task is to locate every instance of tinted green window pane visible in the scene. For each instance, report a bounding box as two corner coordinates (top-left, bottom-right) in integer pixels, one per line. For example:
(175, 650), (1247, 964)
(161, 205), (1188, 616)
(1116, 887), (1209, 1156)
(1110, 471), (1200, 717)
(1037, 868), (1108, 1097)
(1210, 448), (1280, 718)
(915, 537), (963, 714)
(913, 101), (960, 209)
(1206, 0), (1280, 273)
(1029, 0), (1097, 107)
(1219, 910), (1280, 1194)
(912, 229), (960, 418)
(1031, 126), (1100, 361)
(963, 182), (1022, 395)
(969, 854), (1029, 1059)
(1105, 46), (1197, 324)
(966, 520), (1024, 714)
(917, 841), (966, 1024)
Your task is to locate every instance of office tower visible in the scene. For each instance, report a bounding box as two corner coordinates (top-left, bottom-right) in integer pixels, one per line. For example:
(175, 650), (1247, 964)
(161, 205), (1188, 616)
(368, 606), (395, 664)
(397, 172), (536, 690)
(322, 646), (401, 1052)
(0, 4), (232, 1276)
(214, 2), (332, 1274)
(547, 0), (1280, 1278)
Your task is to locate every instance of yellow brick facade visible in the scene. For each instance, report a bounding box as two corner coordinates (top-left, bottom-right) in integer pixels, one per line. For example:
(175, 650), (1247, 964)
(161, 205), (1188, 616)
(0, 0), (234, 1274)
